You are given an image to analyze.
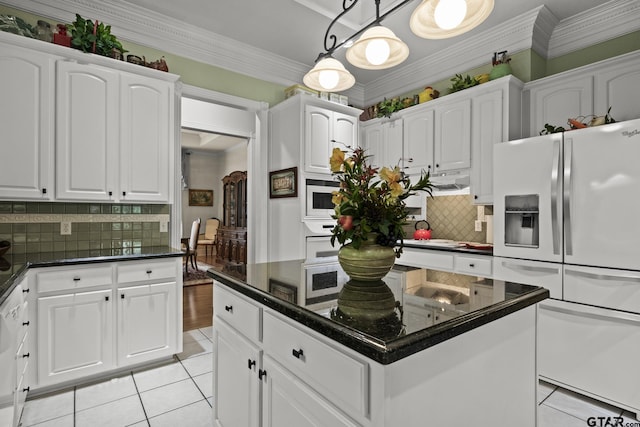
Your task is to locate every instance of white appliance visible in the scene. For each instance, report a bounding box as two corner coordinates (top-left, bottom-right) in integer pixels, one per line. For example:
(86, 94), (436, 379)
(493, 118), (640, 418)
(305, 179), (340, 219)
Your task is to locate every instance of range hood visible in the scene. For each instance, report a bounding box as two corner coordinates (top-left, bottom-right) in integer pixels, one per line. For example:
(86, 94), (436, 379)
(430, 171), (470, 191)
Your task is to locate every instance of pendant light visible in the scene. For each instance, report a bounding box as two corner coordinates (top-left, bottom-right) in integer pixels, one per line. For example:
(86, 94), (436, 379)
(410, 0), (494, 39)
(345, 25), (409, 70)
(303, 56), (356, 92)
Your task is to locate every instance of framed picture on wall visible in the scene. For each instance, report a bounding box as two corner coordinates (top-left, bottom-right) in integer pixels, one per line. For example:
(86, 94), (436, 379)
(188, 189), (214, 206)
(269, 167), (298, 198)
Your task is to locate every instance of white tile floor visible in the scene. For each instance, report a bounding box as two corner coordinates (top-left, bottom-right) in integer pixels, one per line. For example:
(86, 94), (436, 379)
(20, 327), (215, 427)
(20, 327), (639, 426)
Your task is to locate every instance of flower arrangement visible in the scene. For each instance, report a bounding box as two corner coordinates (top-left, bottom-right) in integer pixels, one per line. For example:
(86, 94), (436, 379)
(329, 147), (433, 256)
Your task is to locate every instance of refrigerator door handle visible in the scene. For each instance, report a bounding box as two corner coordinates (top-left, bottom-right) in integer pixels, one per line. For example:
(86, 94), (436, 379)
(551, 139), (561, 255)
(565, 268), (640, 283)
(563, 137), (573, 255)
(501, 261), (560, 275)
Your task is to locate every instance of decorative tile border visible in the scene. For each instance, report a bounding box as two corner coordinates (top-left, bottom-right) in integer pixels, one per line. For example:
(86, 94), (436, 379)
(0, 213), (170, 225)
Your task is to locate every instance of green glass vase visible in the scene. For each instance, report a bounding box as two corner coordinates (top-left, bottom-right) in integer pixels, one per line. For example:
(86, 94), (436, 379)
(489, 63), (512, 80)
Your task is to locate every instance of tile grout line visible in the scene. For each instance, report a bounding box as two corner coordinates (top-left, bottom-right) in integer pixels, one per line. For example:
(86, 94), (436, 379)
(176, 353), (211, 406)
(130, 370), (151, 427)
(538, 384), (558, 406)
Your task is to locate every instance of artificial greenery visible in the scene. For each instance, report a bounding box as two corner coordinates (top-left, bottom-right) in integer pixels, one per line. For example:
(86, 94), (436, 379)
(377, 98), (404, 118)
(448, 73), (479, 93)
(540, 123), (565, 135)
(67, 14), (126, 57)
(329, 147), (433, 257)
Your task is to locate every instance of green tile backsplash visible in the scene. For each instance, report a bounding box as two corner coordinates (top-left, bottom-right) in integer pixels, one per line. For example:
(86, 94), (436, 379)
(0, 201), (170, 255)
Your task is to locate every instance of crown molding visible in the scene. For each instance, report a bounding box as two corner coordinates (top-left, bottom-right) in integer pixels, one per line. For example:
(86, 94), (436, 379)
(530, 5), (559, 58)
(363, 7), (542, 105)
(4, 0), (639, 107)
(548, 0), (640, 59)
(0, 0), (311, 88)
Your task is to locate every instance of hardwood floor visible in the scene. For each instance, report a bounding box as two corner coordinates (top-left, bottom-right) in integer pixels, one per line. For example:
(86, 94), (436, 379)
(182, 251), (222, 331)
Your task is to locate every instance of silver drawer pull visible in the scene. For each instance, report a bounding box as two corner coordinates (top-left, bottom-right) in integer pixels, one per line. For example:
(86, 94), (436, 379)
(565, 269), (640, 283)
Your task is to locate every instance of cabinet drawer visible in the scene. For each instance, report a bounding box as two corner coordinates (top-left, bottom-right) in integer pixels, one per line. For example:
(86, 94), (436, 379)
(117, 259), (178, 284)
(36, 265), (113, 293)
(400, 248), (454, 271)
(455, 255), (492, 277)
(539, 300), (640, 411)
(564, 265), (640, 313)
(213, 284), (261, 343)
(262, 310), (369, 418)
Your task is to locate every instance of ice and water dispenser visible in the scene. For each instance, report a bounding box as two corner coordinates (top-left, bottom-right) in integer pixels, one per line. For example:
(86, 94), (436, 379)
(504, 194), (539, 247)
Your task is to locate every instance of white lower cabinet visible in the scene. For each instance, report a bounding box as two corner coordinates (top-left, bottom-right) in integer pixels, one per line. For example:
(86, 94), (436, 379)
(213, 282), (364, 427)
(31, 258), (182, 390)
(37, 289), (114, 387)
(117, 282), (176, 365)
(262, 355), (359, 427)
(213, 319), (260, 427)
(0, 278), (31, 427)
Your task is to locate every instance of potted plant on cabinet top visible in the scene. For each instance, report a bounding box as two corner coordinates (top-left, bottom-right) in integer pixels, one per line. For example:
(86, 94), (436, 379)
(67, 14), (127, 59)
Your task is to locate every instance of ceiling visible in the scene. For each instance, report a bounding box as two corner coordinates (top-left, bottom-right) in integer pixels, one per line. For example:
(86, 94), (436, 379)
(122, 0), (606, 87)
(181, 129), (247, 154)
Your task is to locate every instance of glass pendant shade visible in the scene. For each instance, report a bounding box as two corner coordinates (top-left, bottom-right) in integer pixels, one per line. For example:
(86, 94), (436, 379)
(345, 26), (409, 70)
(410, 0), (494, 39)
(303, 56), (356, 92)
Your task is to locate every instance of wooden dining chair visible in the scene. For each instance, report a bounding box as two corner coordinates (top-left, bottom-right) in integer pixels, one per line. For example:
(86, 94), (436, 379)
(184, 218), (201, 274)
(198, 218), (220, 257)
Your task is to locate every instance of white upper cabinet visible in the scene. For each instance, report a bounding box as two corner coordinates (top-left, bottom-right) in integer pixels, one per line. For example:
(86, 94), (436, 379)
(119, 74), (172, 202)
(0, 44), (56, 200)
(402, 108), (434, 175)
(56, 62), (174, 203)
(434, 98), (471, 173)
(594, 59), (640, 122)
(527, 75), (593, 137)
(56, 61), (119, 201)
(304, 105), (358, 175)
(525, 50), (640, 137)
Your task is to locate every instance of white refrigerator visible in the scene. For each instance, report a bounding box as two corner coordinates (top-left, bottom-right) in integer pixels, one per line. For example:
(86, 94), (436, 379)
(492, 118), (640, 418)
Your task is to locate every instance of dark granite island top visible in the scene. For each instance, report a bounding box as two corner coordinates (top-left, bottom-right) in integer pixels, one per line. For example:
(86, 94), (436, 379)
(0, 246), (184, 305)
(207, 259), (548, 365)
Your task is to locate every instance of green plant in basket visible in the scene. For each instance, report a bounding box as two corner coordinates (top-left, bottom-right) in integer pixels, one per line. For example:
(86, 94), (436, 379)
(329, 147), (433, 257)
(448, 73), (479, 93)
(67, 14), (127, 57)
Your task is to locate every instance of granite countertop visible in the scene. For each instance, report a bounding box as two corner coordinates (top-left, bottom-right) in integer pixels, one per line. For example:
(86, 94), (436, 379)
(0, 246), (184, 305)
(207, 259), (548, 365)
(401, 239), (493, 255)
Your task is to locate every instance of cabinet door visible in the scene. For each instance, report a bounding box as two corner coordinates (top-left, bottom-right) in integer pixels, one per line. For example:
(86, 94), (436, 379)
(471, 89), (503, 204)
(0, 44), (54, 200)
(361, 123), (384, 168)
(383, 120), (404, 170)
(595, 62), (640, 122)
(333, 112), (358, 155)
(37, 289), (114, 386)
(262, 355), (360, 427)
(56, 62), (119, 201)
(528, 76), (593, 137)
(117, 282), (177, 366)
(214, 319), (260, 427)
(304, 106), (332, 174)
(434, 98), (471, 172)
(402, 109), (434, 175)
(120, 73), (172, 202)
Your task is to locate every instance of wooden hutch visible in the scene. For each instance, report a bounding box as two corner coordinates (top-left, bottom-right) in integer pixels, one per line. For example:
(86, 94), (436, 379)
(215, 170), (247, 265)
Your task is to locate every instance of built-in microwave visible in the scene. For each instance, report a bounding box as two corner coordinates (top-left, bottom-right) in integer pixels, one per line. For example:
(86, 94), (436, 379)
(305, 179), (340, 219)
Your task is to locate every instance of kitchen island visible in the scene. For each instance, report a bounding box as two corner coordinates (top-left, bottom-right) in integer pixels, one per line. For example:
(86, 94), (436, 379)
(208, 259), (548, 427)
